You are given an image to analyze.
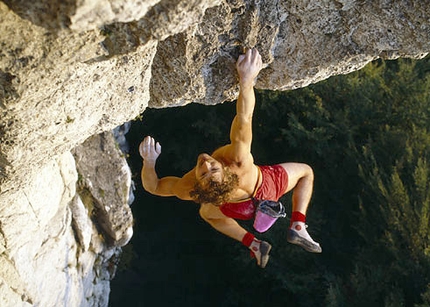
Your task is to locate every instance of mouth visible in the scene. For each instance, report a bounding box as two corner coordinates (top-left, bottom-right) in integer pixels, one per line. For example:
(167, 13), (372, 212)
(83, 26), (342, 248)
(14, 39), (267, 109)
(200, 172), (222, 184)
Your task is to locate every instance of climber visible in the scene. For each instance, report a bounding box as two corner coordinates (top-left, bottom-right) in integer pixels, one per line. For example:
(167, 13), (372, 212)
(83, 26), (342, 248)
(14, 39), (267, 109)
(139, 48), (321, 268)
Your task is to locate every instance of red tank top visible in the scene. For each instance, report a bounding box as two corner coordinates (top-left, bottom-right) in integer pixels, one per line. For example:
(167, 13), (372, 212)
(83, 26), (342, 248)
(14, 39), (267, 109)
(219, 167), (261, 220)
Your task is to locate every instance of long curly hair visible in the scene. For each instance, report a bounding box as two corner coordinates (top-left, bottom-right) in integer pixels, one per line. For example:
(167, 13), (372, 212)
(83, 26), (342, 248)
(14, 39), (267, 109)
(189, 167), (239, 206)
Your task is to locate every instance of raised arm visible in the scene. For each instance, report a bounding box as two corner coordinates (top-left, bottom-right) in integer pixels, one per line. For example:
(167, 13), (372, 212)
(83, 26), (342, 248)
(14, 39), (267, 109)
(139, 136), (192, 200)
(226, 49), (263, 161)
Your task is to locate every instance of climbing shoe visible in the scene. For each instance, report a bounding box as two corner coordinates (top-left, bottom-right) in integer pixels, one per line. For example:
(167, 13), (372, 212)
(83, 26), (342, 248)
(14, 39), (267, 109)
(250, 239), (272, 268)
(287, 222), (322, 253)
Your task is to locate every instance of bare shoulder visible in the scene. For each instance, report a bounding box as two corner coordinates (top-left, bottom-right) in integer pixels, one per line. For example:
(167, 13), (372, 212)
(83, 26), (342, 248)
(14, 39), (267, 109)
(212, 144), (254, 167)
(173, 169), (197, 201)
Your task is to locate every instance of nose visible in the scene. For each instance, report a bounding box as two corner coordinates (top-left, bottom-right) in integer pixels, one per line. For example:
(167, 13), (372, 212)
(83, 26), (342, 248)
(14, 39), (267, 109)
(198, 153), (210, 164)
(203, 161), (211, 170)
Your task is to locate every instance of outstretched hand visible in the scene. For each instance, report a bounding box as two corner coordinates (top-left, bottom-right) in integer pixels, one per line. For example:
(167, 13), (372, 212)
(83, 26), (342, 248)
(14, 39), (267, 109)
(236, 48), (263, 87)
(139, 136), (161, 164)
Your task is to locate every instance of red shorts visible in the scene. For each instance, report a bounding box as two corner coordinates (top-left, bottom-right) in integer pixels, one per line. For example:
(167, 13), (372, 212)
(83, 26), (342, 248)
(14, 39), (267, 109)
(219, 165), (289, 220)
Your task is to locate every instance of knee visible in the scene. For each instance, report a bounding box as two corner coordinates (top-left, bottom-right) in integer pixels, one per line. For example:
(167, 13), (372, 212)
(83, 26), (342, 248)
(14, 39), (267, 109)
(199, 204), (213, 222)
(199, 204), (227, 225)
(303, 163), (314, 180)
(281, 162), (313, 180)
(298, 164), (314, 187)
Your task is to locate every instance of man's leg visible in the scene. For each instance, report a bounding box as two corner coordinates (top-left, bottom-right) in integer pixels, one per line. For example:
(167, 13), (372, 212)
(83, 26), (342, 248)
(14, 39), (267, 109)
(279, 163), (322, 253)
(199, 204), (271, 268)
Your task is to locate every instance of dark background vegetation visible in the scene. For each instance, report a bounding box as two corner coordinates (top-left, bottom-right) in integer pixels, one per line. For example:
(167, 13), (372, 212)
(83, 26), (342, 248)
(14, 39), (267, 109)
(110, 55), (430, 307)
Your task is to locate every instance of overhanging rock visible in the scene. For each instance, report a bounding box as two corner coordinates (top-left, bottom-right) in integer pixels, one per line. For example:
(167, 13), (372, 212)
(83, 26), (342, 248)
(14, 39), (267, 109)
(0, 1), (429, 306)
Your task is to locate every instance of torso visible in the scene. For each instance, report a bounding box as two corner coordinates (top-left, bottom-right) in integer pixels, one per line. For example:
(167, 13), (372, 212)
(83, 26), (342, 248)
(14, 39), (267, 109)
(224, 163), (261, 201)
(211, 147), (261, 201)
(177, 146), (261, 203)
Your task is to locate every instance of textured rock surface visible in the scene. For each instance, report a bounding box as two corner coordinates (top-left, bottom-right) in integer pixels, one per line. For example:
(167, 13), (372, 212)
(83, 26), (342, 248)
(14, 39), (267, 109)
(72, 131), (134, 247)
(0, 134), (132, 307)
(0, 0), (429, 306)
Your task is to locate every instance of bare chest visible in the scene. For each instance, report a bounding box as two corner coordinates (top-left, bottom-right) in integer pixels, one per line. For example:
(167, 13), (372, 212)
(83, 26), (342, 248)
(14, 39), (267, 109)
(228, 165), (261, 201)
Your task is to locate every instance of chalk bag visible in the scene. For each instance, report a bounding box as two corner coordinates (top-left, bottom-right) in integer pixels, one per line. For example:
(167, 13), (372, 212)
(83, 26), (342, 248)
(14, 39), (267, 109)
(253, 199), (286, 233)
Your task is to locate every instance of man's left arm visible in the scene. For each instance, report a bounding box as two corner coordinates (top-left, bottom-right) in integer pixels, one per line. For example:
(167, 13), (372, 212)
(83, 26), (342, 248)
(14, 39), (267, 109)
(224, 48), (262, 162)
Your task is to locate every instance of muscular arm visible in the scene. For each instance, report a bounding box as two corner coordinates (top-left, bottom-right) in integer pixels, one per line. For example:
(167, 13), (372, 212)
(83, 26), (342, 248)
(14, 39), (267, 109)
(139, 136), (193, 200)
(224, 49), (262, 162)
(229, 82), (256, 159)
(141, 160), (174, 196)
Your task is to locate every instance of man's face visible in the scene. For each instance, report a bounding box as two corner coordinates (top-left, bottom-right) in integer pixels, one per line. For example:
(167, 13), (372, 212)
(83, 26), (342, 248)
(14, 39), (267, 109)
(195, 153), (223, 185)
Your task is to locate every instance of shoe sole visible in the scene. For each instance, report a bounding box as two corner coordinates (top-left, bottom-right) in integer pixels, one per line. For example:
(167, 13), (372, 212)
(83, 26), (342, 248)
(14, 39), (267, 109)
(287, 229), (322, 253)
(259, 241), (272, 268)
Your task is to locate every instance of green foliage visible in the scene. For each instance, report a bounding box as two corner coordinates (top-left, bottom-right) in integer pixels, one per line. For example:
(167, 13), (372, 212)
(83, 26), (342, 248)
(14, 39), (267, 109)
(255, 55), (430, 306)
(344, 56), (430, 306)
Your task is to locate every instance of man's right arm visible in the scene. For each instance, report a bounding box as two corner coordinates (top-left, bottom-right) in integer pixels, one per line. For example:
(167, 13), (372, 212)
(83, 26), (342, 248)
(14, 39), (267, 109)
(141, 162), (183, 196)
(139, 136), (193, 200)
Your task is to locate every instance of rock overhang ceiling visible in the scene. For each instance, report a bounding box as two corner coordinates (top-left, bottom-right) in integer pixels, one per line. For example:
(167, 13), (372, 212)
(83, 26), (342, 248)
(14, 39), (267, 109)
(1, 0), (429, 189)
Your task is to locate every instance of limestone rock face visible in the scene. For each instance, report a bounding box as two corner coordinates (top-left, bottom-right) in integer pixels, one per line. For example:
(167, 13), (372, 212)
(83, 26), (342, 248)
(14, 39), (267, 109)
(0, 0), (429, 306)
(72, 131), (134, 248)
(0, 136), (132, 307)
